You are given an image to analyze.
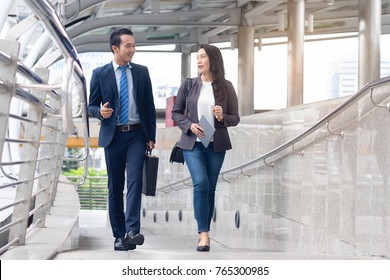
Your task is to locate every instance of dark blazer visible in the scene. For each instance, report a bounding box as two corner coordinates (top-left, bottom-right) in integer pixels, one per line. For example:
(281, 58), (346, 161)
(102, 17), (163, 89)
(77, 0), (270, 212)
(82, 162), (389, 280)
(88, 62), (156, 147)
(172, 77), (240, 152)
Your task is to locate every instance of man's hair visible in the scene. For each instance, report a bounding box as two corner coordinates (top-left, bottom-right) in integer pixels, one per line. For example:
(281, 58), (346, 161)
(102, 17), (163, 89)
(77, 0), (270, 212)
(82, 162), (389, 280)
(109, 28), (134, 53)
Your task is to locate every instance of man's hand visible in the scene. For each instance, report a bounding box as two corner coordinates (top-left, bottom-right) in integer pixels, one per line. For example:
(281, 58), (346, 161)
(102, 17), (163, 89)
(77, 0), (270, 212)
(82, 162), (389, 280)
(100, 102), (113, 119)
(147, 141), (155, 151)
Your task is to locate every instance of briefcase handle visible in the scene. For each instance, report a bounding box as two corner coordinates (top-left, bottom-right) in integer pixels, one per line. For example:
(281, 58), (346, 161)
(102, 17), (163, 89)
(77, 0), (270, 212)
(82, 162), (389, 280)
(145, 149), (156, 157)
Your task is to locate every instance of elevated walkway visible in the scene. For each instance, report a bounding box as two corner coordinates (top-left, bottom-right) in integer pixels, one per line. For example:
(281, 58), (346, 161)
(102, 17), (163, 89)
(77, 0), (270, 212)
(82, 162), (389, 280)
(52, 210), (383, 260)
(2, 4), (390, 280)
(2, 71), (390, 263)
(0, 178), (80, 260)
(2, 82), (390, 261)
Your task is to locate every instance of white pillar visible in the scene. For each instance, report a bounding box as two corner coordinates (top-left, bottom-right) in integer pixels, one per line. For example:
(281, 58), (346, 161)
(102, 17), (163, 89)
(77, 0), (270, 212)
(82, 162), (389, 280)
(287, 0), (304, 107)
(0, 0), (14, 35)
(237, 26), (254, 116)
(358, 0), (381, 88)
(181, 45), (191, 81)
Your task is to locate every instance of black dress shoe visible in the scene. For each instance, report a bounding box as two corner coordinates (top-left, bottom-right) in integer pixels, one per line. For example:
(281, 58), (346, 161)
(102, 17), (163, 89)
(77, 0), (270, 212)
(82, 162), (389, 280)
(126, 243), (136, 251)
(114, 237), (127, 251)
(125, 231), (145, 246)
(114, 237), (136, 251)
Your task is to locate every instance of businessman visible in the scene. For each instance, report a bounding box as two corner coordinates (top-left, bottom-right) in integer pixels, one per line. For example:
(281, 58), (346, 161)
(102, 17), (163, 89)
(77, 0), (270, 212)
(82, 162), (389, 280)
(88, 28), (156, 251)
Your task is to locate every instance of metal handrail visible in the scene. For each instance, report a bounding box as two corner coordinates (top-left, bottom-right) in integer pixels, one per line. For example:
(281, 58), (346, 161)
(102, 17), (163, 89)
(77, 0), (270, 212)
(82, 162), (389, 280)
(0, 0), (90, 255)
(25, 0), (90, 185)
(157, 75), (390, 192)
(0, 181), (25, 190)
(25, 0), (80, 64)
(17, 61), (43, 83)
(220, 75), (390, 176)
(14, 88), (41, 105)
(0, 49), (12, 64)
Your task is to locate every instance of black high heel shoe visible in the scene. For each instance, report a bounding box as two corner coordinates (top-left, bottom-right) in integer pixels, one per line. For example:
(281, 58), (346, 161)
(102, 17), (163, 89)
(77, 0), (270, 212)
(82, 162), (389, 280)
(196, 238), (210, 252)
(196, 244), (210, 252)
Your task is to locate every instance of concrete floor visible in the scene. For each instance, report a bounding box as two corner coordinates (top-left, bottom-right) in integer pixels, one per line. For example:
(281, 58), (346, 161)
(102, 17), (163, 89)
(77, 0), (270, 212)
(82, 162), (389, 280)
(53, 210), (384, 260)
(4, 210), (388, 280)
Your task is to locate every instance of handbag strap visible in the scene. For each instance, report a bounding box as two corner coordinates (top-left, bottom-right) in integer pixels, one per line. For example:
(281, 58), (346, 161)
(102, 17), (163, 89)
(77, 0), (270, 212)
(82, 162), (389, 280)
(184, 78), (192, 115)
(184, 78), (192, 97)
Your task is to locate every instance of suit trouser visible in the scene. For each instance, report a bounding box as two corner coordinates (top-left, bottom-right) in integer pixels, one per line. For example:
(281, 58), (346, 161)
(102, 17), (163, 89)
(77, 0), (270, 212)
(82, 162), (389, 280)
(105, 128), (146, 238)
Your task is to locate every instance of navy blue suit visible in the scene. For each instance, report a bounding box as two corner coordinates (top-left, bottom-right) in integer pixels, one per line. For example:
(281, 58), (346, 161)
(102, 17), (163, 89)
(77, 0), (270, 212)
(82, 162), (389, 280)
(88, 62), (156, 238)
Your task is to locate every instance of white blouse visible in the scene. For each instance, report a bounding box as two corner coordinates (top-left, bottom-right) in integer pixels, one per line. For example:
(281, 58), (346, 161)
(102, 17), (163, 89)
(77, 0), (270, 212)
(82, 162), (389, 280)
(197, 81), (215, 142)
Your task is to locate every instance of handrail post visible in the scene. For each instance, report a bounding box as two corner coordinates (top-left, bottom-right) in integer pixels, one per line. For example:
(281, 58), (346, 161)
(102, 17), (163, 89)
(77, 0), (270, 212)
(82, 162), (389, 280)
(9, 48), (47, 245)
(0, 40), (17, 169)
(33, 68), (54, 226)
(89, 177), (93, 210)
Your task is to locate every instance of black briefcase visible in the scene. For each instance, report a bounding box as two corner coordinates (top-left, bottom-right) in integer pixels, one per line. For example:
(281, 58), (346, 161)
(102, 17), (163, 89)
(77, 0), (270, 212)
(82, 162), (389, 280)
(142, 150), (159, 196)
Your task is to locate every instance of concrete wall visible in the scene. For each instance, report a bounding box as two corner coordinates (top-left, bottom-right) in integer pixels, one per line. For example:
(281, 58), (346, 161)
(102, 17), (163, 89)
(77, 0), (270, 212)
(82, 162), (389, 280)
(143, 85), (390, 258)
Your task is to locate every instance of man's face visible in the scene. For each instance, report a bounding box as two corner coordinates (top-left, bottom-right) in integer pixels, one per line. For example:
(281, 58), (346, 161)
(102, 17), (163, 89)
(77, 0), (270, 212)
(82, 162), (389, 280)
(113, 34), (136, 65)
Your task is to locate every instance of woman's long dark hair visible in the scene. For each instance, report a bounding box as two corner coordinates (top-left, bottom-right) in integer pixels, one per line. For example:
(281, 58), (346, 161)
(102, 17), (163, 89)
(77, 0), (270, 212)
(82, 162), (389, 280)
(199, 44), (227, 100)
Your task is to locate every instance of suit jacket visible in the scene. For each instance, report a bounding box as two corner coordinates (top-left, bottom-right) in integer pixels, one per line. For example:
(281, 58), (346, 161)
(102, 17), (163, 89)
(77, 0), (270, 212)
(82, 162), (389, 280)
(172, 77), (240, 152)
(88, 62), (156, 148)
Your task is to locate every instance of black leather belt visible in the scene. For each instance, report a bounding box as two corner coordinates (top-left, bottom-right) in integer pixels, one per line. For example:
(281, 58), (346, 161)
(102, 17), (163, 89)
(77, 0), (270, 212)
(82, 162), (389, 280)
(116, 123), (141, 132)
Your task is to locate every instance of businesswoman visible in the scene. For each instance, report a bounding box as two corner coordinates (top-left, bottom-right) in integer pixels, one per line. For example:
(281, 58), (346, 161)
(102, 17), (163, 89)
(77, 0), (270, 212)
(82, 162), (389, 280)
(172, 44), (240, 252)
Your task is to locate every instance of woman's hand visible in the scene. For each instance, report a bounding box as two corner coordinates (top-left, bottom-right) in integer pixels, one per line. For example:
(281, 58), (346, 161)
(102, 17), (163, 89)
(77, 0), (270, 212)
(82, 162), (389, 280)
(212, 105), (223, 121)
(190, 123), (205, 138)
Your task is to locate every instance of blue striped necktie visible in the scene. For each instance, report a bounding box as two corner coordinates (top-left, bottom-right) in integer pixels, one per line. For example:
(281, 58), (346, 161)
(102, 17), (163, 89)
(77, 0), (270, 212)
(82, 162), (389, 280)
(119, 65), (129, 125)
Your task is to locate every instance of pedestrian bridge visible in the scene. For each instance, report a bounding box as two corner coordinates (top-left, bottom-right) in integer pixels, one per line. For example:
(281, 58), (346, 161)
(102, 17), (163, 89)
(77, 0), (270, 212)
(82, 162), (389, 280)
(1, 0), (390, 265)
(1, 72), (390, 261)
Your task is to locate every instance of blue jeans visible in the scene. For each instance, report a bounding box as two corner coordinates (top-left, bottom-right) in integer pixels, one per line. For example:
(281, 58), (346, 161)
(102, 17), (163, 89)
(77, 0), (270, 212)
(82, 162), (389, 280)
(183, 142), (226, 233)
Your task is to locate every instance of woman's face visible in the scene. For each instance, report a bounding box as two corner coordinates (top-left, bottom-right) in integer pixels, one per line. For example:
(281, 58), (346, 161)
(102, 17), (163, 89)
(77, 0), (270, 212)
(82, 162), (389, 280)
(197, 48), (210, 76)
